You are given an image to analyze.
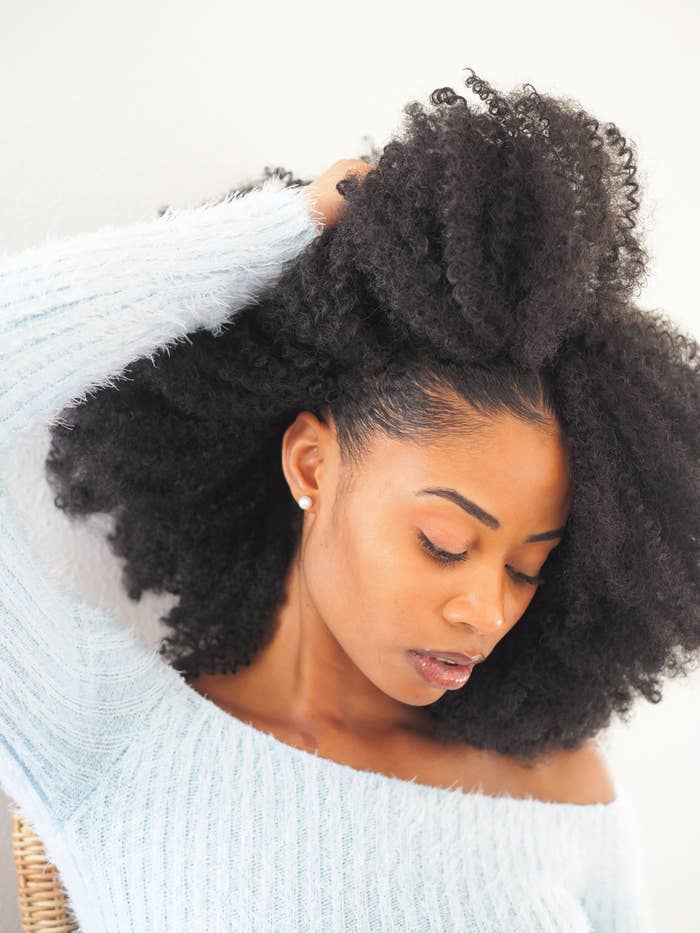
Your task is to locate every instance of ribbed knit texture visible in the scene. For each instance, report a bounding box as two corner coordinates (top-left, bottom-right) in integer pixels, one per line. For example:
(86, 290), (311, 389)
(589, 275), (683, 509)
(0, 177), (655, 931)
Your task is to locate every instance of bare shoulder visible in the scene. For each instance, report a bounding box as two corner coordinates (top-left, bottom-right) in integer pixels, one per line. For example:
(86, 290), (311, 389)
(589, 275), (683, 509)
(527, 739), (617, 805)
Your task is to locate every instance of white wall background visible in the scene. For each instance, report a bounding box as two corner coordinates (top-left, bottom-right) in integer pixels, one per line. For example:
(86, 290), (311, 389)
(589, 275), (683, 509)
(1, 1), (698, 930)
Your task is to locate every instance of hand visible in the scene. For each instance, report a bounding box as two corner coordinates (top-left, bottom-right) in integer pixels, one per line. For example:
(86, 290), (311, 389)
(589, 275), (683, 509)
(303, 158), (374, 231)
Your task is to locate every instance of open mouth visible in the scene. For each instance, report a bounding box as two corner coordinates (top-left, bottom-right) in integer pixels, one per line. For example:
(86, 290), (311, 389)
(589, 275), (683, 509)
(408, 651), (476, 689)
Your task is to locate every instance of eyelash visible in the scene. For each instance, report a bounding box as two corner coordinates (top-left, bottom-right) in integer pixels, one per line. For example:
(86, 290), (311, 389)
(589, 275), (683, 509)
(417, 531), (547, 587)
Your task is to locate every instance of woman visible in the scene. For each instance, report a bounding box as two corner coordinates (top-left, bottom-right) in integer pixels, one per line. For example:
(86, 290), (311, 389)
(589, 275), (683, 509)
(1, 69), (696, 931)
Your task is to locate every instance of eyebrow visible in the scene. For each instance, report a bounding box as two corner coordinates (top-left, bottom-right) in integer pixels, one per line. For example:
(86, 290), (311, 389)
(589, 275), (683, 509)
(414, 487), (566, 542)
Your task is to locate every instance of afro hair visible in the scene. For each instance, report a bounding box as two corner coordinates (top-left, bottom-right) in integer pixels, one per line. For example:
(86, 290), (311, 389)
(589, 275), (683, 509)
(44, 68), (700, 764)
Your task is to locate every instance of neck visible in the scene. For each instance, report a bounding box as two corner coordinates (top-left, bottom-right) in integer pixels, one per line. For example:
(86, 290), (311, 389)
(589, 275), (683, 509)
(185, 553), (436, 740)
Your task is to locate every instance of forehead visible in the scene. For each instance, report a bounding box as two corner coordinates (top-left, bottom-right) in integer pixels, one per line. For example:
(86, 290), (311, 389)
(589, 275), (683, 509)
(357, 415), (573, 523)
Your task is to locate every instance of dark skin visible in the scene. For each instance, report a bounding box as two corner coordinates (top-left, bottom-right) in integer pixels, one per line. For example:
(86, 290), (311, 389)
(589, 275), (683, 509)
(187, 161), (616, 804)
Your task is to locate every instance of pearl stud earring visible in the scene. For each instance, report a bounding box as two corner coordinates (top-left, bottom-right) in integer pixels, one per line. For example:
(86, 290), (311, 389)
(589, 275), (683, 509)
(298, 495), (312, 510)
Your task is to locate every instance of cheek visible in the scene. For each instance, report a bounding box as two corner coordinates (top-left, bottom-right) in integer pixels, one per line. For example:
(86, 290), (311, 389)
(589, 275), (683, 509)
(344, 519), (428, 646)
(309, 512), (421, 642)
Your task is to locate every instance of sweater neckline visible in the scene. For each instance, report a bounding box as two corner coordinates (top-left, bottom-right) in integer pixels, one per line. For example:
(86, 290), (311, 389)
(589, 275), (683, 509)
(173, 668), (621, 815)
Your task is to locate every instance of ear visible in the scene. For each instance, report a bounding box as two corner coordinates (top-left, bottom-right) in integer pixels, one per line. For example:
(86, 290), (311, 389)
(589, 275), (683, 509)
(280, 412), (331, 507)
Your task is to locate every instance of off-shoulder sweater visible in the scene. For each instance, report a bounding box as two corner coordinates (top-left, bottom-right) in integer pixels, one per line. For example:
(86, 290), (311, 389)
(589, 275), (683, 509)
(0, 176), (655, 931)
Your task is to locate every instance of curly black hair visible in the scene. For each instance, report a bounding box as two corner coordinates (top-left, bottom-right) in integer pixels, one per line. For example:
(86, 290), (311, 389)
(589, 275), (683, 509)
(44, 68), (699, 764)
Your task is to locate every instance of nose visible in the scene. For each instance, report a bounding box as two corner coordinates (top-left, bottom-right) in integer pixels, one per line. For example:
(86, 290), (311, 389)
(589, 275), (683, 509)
(441, 576), (507, 636)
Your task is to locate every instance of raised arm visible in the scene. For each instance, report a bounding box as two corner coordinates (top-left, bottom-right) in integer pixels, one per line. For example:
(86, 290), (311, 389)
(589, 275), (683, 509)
(0, 176), (324, 829)
(0, 176), (323, 459)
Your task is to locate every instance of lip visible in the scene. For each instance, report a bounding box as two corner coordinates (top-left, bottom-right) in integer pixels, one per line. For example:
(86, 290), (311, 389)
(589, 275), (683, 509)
(411, 648), (485, 666)
(408, 651), (478, 689)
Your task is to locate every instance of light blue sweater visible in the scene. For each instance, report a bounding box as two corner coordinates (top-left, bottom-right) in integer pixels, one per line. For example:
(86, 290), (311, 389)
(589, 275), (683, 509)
(0, 177), (654, 932)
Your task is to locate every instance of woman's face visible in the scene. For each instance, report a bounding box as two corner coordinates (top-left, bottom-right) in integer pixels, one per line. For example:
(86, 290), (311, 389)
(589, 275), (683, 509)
(281, 406), (573, 720)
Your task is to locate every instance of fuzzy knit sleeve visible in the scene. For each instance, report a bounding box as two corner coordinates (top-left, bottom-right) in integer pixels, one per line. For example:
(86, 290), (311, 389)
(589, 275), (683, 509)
(0, 177), (322, 828)
(578, 791), (655, 931)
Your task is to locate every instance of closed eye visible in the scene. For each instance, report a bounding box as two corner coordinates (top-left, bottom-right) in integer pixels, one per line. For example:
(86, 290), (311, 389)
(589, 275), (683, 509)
(417, 531), (546, 587)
